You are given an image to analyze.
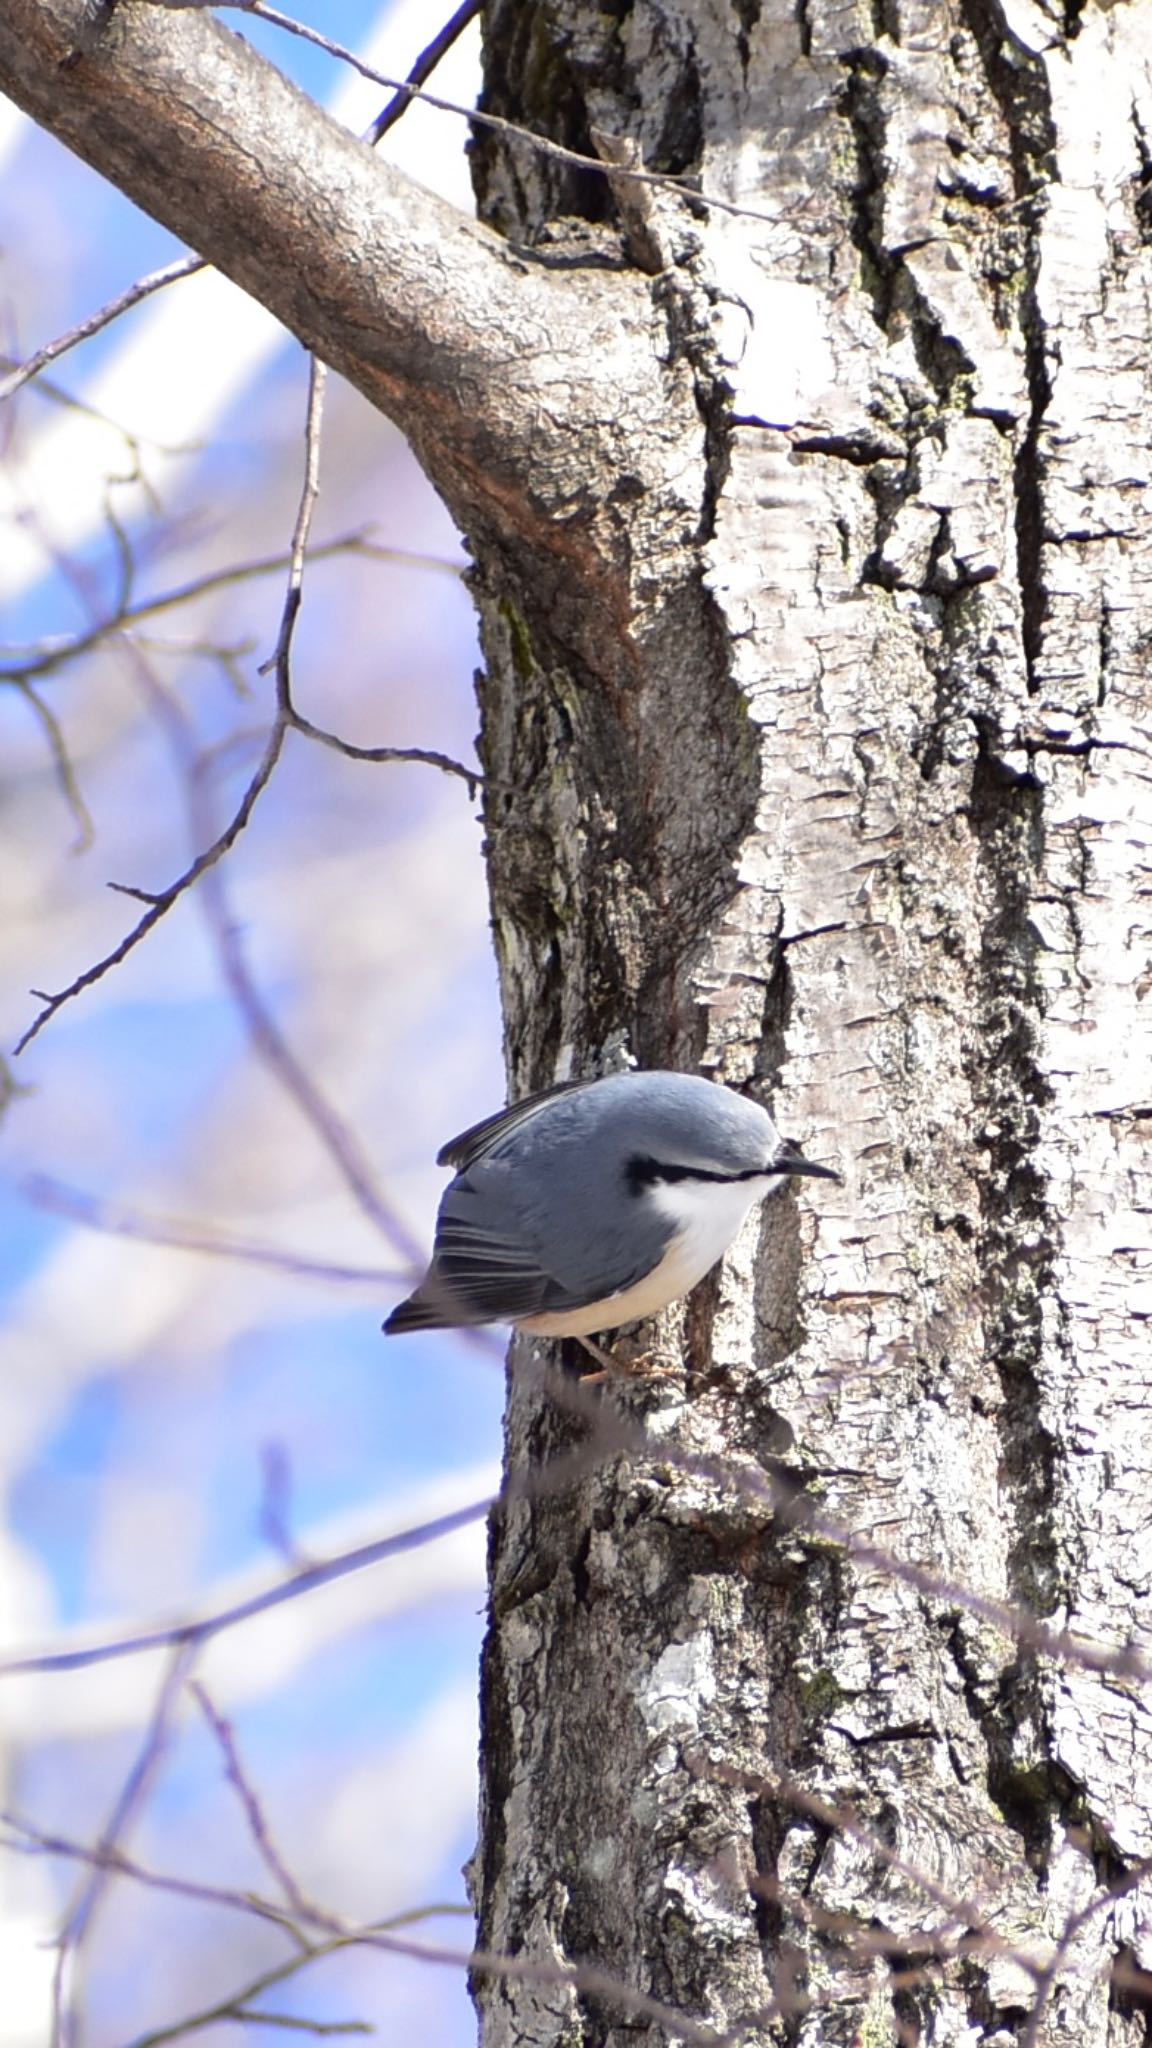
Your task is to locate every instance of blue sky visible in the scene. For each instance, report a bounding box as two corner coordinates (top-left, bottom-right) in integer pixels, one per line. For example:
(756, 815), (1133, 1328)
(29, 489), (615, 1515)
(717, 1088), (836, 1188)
(0, 8), (508, 2042)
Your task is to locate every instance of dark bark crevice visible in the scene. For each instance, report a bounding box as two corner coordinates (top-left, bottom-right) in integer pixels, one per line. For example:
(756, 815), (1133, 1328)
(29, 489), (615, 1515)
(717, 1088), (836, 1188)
(957, 0), (1059, 694)
(966, 739), (1062, 1616)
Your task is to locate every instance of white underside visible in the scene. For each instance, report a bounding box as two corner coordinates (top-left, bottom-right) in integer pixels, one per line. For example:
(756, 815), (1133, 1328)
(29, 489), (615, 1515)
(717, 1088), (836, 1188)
(517, 1172), (776, 1338)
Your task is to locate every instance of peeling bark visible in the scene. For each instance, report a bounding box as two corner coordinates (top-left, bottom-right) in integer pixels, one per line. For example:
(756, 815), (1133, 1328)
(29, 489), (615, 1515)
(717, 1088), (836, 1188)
(3, 1), (1151, 2041)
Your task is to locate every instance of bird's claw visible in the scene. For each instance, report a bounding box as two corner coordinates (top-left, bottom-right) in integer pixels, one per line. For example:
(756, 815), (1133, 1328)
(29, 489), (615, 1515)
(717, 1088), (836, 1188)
(577, 1341), (683, 1384)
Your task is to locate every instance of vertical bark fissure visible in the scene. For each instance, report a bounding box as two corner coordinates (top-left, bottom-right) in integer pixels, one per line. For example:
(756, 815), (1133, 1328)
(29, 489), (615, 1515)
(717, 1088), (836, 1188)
(967, 746), (1061, 1607)
(958, 0), (1058, 695)
(959, 734), (1082, 1888)
(839, 42), (897, 332)
(1011, 256), (1055, 699)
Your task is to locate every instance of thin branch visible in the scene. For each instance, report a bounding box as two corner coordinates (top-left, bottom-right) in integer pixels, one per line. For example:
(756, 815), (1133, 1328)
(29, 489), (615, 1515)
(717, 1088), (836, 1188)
(104, 0), (811, 237)
(215, 2019), (368, 2038)
(0, 348), (194, 463)
(699, 1752), (1041, 1983)
(338, 1924), (727, 2045)
(9, 676), (95, 849)
(51, 1642), (197, 2048)
(5, 1341), (1140, 1698)
(12, 710), (286, 1056)
(190, 1681), (312, 1919)
(368, 0), (483, 146)
(11, 359), (472, 1056)
(6, 1800), (724, 2048)
(260, 354), (326, 692)
(11, 1789), (1145, 2048)
(0, 1496), (493, 1676)
(284, 704), (481, 794)
(0, 537), (457, 686)
(0, 1390), (636, 1682)
(103, 483), (138, 616)
(20, 1173), (403, 1286)
(3, 1811), (307, 1934)
(17, 1339), (1145, 1698)
(210, 0), (802, 231)
(123, 1919), (463, 2048)
(658, 1435), (1152, 1690)
(1019, 1850), (1152, 2048)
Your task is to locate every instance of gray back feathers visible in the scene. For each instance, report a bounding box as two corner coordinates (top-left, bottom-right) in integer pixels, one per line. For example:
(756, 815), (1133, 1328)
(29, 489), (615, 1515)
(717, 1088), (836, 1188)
(385, 1071), (778, 1333)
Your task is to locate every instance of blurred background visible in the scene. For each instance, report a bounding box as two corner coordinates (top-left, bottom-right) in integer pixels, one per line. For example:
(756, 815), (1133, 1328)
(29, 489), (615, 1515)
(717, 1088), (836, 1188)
(0, 5), (506, 2041)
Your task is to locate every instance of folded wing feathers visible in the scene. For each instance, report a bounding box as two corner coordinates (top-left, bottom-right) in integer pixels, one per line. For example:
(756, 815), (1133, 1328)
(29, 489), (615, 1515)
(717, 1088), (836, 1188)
(436, 1077), (600, 1169)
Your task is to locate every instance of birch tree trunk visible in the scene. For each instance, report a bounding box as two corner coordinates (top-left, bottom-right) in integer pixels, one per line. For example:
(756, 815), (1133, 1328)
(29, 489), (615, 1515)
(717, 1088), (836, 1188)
(467, 6), (1152, 2044)
(2, 1), (1151, 2042)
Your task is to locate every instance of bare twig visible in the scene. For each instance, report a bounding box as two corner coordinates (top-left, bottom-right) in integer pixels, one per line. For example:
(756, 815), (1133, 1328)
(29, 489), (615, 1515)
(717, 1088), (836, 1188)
(0, 535), (451, 685)
(698, 1752), (1040, 1982)
(0, 353), (176, 465)
(220, 2020), (368, 2038)
(1019, 1850), (1152, 2048)
(11, 360), (476, 1058)
(8, 1794), (726, 2046)
(8, 676), (95, 848)
(4, 1811), (306, 1933)
(8, 1348), (1145, 1697)
(368, 0), (483, 146)
(202, 0), (802, 232)
(651, 1433), (1152, 1690)
(190, 1681), (313, 1919)
(260, 354), (326, 689)
(20, 1173), (402, 1286)
(284, 704), (481, 793)
(361, 1927), (727, 2046)
(123, 1919), (461, 2048)
(12, 710), (286, 1055)
(51, 1643), (197, 2048)
(3, 1320), (1145, 1703)
(0, 1496), (493, 1677)
(12, 1778), (1146, 2048)
(0, 1386), (638, 1682)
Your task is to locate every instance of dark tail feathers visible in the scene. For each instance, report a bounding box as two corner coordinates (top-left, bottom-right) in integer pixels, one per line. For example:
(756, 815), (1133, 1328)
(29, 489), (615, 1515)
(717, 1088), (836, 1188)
(382, 1293), (450, 1335)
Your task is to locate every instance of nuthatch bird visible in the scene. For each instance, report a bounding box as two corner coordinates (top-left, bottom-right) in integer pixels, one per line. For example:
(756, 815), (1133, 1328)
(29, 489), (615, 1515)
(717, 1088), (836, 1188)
(384, 1070), (838, 1369)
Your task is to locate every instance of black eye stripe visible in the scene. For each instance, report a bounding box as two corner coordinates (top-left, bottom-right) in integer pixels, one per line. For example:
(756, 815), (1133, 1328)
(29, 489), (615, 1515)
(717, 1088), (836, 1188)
(624, 1154), (769, 1195)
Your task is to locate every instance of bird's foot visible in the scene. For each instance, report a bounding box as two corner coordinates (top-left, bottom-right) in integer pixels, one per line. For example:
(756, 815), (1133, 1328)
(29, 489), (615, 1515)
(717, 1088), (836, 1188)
(576, 1335), (682, 1384)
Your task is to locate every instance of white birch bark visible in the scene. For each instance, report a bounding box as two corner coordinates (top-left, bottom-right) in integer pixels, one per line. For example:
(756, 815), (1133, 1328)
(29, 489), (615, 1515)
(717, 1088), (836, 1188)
(470, 5), (1152, 2044)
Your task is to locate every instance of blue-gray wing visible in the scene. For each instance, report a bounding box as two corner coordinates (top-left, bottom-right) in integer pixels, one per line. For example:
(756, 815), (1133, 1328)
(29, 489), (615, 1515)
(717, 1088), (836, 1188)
(384, 1156), (660, 1333)
(436, 1077), (604, 1169)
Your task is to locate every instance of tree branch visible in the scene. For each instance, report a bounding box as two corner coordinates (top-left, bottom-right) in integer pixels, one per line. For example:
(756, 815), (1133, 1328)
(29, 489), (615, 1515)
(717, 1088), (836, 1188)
(0, 1497), (494, 1677)
(0, 0), (661, 549)
(0, 253), (205, 401)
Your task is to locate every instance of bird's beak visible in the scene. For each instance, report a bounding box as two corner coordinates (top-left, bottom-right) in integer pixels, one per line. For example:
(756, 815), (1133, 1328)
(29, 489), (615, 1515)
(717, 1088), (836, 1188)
(773, 1140), (841, 1183)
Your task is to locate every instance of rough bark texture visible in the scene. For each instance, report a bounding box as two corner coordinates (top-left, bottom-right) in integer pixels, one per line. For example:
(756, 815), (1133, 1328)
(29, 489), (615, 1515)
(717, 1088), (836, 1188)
(468, 5), (1152, 2045)
(4, 2), (1152, 2042)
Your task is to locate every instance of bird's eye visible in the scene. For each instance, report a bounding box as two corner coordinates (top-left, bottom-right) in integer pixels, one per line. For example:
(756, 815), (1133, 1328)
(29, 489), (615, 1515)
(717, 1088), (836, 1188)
(624, 1153), (662, 1195)
(624, 1155), (698, 1193)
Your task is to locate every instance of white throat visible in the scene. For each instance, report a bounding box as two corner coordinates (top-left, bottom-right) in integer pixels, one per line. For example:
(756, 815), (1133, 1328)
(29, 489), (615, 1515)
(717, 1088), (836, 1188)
(646, 1171), (776, 1294)
(518, 1170), (780, 1341)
